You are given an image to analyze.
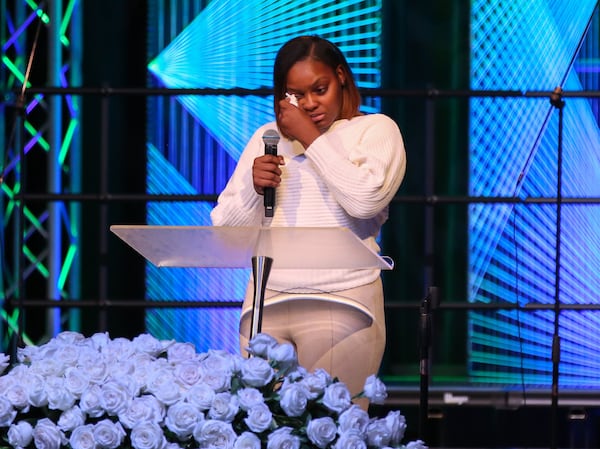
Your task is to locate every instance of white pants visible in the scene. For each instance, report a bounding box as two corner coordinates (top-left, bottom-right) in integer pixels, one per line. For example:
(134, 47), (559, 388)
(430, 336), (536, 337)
(239, 278), (386, 402)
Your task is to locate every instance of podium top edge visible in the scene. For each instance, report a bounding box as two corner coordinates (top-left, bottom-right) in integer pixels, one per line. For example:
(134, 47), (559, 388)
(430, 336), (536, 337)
(109, 225), (394, 270)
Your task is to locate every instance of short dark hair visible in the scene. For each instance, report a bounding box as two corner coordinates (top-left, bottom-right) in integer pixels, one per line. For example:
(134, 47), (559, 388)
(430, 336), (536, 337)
(273, 35), (361, 128)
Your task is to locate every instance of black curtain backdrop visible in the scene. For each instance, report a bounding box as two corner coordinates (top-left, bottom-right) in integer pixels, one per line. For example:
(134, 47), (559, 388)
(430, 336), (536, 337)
(380, 0), (470, 380)
(80, 0), (148, 338)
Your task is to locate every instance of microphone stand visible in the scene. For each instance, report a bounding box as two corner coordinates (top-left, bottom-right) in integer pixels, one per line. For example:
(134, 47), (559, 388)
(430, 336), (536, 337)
(249, 255), (273, 342)
(418, 286), (439, 441)
(549, 86), (565, 449)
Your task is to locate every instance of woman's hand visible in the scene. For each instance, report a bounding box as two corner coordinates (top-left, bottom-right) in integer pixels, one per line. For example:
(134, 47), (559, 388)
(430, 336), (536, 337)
(278, 99), (321, 148)
(253, 154), (285, 195)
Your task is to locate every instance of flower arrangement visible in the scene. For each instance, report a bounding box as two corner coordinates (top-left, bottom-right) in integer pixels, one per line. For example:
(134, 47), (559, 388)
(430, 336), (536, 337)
(0, 331), (426, 449)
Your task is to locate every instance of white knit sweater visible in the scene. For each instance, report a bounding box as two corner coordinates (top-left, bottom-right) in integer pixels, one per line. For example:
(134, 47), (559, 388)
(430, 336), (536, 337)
(210, 113), (406, 293)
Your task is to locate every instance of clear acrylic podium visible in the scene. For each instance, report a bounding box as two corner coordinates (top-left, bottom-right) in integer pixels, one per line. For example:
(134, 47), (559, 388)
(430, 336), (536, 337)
(110, 225), (394, 338)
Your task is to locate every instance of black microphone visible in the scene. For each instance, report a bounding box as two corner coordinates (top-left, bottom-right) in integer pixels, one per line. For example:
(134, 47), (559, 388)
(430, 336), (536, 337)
(262, 129), (280, 217)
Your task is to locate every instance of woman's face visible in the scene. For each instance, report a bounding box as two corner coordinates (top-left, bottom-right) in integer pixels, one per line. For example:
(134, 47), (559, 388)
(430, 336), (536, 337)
(284, 58), (345, 133)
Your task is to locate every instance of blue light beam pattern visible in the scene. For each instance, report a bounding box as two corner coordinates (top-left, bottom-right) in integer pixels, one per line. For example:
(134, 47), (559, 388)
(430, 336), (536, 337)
(146, 143), (247, 351)
(148, 0), (383, 161)
(469, 0), (600, 387)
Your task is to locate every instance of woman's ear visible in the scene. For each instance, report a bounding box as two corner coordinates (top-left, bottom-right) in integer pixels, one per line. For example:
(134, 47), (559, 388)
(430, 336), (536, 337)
(336, 65), (346, 86)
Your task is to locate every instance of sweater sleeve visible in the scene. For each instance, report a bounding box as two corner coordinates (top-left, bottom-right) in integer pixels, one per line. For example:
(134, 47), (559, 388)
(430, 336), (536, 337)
(303, 114), (406, 219)
(210, 128), (265, 227)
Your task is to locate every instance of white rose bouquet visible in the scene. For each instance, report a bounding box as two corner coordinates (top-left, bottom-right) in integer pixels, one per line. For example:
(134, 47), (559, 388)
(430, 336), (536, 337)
(0, 331), (426, 449)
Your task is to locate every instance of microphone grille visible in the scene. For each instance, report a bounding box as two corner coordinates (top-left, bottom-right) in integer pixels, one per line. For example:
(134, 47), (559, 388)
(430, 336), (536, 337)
(262, 129), (280, 146)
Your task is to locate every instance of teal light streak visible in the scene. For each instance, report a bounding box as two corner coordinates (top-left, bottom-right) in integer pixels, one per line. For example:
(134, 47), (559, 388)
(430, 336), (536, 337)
(58, 245), (77, 290)
(58, 0), (76, 45)
(0, 310), (34, 346)
(24, 121), (50, 150)
(23, 246), (49, 277)
(60, 0), (76, 38)
(1, 55), (31, 87)
(23, 207), (44, 235)
(25, 0), (50, 23)
(1, 182), (15, 200)
(59, 119), (79, 165)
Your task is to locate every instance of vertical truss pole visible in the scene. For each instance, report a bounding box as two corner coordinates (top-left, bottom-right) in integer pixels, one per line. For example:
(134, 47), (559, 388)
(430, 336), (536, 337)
(0, 0), (7, 347)
(68, 0), (82, 331)
(1, 0), (82, 348)
(1, 0), (28, 352)
(47, 0), (63, 337)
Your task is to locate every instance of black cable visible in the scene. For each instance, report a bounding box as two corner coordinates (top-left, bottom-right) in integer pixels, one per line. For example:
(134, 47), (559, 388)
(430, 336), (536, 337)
(512, 197), (528, 408)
